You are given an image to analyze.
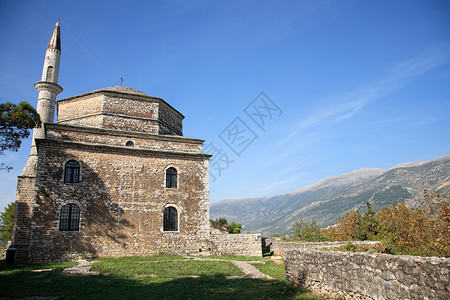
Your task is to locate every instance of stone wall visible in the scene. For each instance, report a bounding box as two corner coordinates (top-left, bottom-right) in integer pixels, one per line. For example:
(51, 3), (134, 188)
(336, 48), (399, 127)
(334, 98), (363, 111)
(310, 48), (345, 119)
(285, 248), (450, 300)
(26, 137), (210, 263)
(210, 234), (262, 257)
(46, 124), (203, 154)
(11, 176), (36, 259)
(57, 89), (183, 135)
(267, 239), (380, 256)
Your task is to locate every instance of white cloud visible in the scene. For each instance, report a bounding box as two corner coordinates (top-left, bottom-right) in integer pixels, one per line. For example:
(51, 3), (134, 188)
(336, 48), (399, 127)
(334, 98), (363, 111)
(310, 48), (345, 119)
(285, 48), (450, 141)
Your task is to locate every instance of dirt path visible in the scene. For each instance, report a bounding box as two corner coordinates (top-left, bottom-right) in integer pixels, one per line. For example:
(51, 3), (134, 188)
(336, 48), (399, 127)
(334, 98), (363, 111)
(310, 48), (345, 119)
(228, 260), (272, 279)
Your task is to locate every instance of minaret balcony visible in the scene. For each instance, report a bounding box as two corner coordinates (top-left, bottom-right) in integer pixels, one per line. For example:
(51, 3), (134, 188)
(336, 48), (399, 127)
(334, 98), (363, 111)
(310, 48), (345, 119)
(34, 81), (63, 95)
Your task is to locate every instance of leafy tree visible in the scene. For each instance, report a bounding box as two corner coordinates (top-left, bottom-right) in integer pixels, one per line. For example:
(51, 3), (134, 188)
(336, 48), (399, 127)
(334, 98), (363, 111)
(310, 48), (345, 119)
(324, 210), (362, 241)
(217, 217), (228, 227)
(0, 202), (16, 242)
(292, 219), (329, 242)
(228, 221), (242, 234)
(323, 191), (450, 257)
(358, 202), (381, 240)
(377, 190), (449, 256)
(0, 101), (41, 171)
(324, 202), (381, 241)
(211, 217), (242, 234)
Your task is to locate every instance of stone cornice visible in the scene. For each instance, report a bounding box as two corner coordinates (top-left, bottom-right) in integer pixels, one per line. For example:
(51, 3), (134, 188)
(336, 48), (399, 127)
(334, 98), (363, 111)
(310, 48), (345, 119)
(36, 138), (212, 160)
(46, 123), (204, 144)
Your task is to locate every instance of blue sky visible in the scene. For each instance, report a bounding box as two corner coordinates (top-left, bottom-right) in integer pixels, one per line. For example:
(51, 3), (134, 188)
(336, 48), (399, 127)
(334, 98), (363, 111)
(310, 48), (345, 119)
(0, 0), (449, 211)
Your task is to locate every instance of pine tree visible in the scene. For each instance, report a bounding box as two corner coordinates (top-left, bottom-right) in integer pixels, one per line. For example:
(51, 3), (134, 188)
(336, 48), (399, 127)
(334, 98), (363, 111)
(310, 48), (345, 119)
(0, 101), (41, 171)
(0, 202), (16, 242)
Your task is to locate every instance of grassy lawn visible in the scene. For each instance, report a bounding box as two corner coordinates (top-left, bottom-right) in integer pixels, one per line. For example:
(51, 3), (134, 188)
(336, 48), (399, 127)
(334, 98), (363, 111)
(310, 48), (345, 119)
(251, 260), (286, 281)
(0, 255), (320, 299)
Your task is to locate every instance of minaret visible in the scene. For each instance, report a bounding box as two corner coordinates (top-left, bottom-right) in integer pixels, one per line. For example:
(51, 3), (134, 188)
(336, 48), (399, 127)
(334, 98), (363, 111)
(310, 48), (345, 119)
(21, 22), (63, 176)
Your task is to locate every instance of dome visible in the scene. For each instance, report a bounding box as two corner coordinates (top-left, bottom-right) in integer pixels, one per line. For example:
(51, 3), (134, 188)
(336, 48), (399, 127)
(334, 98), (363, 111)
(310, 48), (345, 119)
(92, 86), (150, 97)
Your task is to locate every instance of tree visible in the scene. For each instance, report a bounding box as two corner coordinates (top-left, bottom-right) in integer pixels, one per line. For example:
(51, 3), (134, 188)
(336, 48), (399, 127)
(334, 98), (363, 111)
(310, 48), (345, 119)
(217, 217), (228, 227)
(323, 191), (450, 257)
(0, 202), (16, 242)
(228, 221), (242, 234)
(1, 101), (41, 171)
(211, 217), (242, 234)
(292, 219), (329, 242)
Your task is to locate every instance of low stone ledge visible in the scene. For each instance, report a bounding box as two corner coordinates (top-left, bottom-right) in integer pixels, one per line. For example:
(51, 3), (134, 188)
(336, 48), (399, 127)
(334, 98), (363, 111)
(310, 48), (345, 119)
(62, 259), (99, 275)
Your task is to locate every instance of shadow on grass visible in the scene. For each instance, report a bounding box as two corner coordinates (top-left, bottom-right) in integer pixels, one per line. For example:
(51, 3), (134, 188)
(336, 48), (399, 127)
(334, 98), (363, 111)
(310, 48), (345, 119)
(0, 262), (318, 300)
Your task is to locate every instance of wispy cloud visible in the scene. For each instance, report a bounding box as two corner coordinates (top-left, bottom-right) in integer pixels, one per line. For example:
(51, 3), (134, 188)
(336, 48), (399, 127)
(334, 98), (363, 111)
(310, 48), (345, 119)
(285, 48), (450, 141)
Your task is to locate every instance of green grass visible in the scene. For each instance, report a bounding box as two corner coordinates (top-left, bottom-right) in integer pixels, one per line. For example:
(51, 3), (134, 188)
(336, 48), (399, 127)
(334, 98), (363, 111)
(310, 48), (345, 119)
(91, 258), (244, 279)
(198, 255), (266, 261)
(251, 260), (287, 281)
(0, 256), (321, 299)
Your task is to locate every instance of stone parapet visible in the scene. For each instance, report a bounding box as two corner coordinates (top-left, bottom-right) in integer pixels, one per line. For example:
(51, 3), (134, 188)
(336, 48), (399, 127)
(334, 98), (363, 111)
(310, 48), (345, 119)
(264, 238), (380, 257)
(285, 248), (450, 300)
(210, 234), (262, 257)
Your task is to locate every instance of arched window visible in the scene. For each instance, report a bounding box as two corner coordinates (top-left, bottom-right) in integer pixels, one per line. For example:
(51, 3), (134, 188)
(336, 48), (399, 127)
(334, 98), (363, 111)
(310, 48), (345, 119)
(46, 66), (54, 81)
(163, 206), (178, 231)
(166, 167), (177, 188)
(59, 203), (80, 231)
(65, 160), (80, 183)
(125, 141), (134, 147)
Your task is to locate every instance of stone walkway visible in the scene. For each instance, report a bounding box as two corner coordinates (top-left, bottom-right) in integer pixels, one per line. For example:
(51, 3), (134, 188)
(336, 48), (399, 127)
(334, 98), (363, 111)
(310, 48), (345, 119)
(227, 260), (272, 279)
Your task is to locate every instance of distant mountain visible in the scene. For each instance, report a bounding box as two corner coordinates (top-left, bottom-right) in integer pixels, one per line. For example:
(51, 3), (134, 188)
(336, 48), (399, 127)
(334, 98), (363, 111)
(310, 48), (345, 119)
(210, 154), (450, 236)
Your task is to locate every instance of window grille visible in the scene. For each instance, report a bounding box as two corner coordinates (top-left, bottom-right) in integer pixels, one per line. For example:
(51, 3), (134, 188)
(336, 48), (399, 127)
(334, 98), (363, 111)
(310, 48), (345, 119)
(64, 160), (80, 183)
(59, 203), (80, 231)
(163, 207), (178, 231)
(166, 167), (177, 188)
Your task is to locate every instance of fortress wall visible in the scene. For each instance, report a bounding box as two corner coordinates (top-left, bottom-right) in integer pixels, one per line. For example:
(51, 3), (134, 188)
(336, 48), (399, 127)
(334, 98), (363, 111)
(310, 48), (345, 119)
(285, 248), (450, 300)
(267, 238), (380, 256)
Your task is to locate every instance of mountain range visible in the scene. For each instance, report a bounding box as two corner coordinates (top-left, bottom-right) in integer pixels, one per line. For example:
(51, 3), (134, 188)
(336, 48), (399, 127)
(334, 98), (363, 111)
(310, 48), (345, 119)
(210, 154), (450, 236)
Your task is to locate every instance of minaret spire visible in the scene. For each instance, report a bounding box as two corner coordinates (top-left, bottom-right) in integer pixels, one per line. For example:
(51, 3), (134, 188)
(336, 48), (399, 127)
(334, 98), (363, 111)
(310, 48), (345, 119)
(47, 21), (61, 52)
(40, 21), (61, 84)
(21, 22), (63, 176)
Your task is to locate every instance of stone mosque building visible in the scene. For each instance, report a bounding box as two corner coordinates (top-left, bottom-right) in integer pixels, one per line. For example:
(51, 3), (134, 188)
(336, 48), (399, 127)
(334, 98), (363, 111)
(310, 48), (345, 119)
(11, 22), (237, 263)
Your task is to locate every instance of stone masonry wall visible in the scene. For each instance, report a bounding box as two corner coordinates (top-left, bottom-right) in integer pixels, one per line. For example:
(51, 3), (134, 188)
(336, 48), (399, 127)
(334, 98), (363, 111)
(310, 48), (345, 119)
(158, 103), (183, 135)
(46, 124), (202, 154)
(57, 94), (103, 126)
(285, 248), (450, 300)
(57, 92), (182, 135)
(267, 238), (380, 257)
(11, 176), (37, 259)
(210, 234), (262, 257)
(28, 139), (210, 263)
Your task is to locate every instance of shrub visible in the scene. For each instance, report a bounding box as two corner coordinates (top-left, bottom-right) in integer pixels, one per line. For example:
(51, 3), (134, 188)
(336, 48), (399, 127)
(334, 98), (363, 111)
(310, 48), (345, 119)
(323, 190), (449, 257)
